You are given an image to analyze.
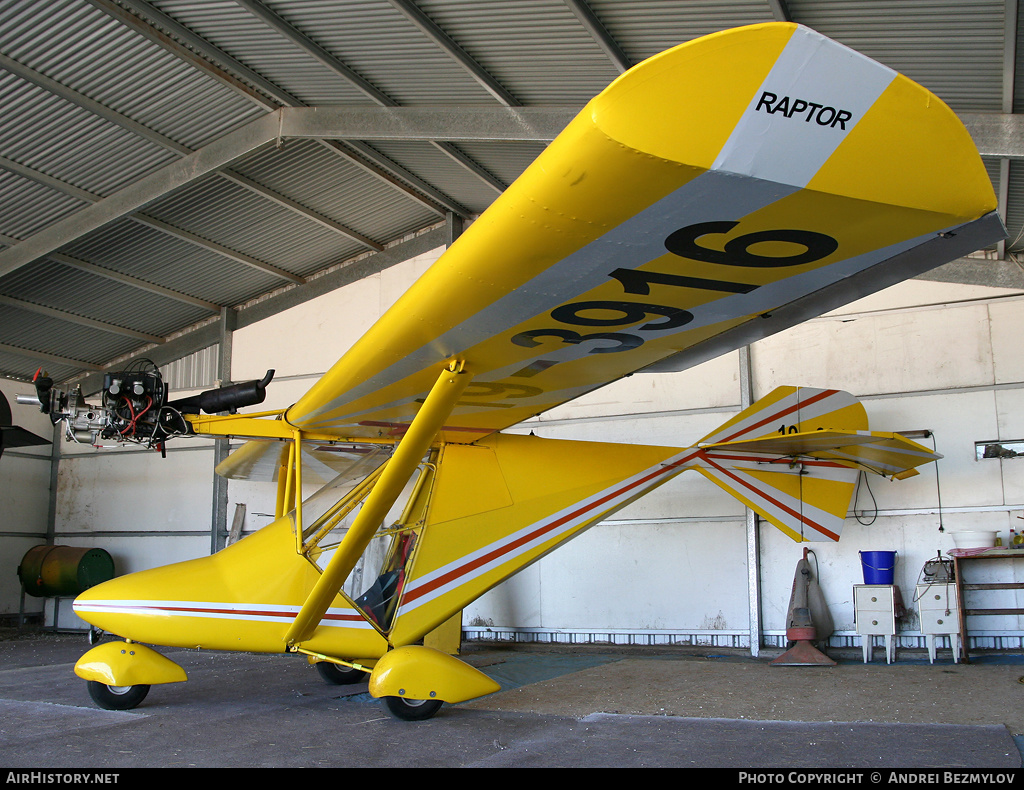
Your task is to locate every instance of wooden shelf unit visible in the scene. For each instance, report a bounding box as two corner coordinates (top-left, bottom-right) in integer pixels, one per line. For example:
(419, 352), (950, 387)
(949, 547), (1024, 662)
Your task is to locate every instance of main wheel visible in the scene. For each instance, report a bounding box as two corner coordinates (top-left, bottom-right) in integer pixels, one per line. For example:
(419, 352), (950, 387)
(315, 661), (365, 685)
(383, 695), (443, 721)
(86, 681), (150, 711)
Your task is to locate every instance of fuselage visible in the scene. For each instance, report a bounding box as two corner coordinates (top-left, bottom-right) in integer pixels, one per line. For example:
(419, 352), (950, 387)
(73, 516), (390, 658)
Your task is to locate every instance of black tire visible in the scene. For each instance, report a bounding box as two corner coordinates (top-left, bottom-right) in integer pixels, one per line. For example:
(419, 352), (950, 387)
(86, 681), (150, 711)
(383, 695), (443, 721)
(315, 661), (365, 685)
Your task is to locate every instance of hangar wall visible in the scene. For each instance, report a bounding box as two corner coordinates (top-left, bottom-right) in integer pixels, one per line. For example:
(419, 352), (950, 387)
(6, 244), (1023, 654)
(1, 376), (54, 624)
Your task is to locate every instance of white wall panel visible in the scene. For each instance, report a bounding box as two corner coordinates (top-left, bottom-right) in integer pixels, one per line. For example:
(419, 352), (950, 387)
(990, 299), (1024, 383)
(56, 449), (213, 537)
(470, 281), (1024, 647)
(233, 276), (383, 382)
(752, 303), (995, 396)
(538, 351), (740, 422)
(864, 391), (1001, 509)
(994, 387), (1024, 504)
(231, 249), (442, 384)
(1, 376), (53, 618)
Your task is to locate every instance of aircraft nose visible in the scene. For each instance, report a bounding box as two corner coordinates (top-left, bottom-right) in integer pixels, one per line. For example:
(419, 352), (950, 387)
(72, 574), (144, 635)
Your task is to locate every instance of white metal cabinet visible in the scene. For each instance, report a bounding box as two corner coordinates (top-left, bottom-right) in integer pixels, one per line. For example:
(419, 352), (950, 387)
(915, 582), (960, 664)
(854, 584), (897, 663)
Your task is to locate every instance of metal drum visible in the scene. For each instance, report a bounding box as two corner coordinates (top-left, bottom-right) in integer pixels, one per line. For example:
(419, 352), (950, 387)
(17, 545), (115, 598)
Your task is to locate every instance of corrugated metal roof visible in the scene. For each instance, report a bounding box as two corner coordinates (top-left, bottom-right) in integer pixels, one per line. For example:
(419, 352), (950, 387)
(788, 0), (1006, 112)
(0, 0), (1019, 386)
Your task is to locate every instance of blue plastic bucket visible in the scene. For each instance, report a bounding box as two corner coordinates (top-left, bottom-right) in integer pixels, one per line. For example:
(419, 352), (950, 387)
(860, 551), (897, 585)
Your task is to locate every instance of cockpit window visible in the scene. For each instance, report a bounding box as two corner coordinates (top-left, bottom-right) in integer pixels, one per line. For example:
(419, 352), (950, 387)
(295, 449), (434, 633)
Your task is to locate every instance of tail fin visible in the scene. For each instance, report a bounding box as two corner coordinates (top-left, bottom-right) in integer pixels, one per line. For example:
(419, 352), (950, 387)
(685, 387), (941, 542)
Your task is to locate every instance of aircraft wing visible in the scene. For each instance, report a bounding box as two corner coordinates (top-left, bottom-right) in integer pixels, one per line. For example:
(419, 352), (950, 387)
(285, 22), (1004, 442)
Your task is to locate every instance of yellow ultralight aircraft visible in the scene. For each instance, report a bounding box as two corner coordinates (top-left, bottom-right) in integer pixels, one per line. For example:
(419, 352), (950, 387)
(37, 22), (1003, 720)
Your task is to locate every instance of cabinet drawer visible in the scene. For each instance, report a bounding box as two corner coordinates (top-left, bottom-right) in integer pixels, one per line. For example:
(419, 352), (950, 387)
(919, 608), (957, 635)
(916, 583), (957, 611)
(855, 585), (895, 612)
(856, 611), (896, 634)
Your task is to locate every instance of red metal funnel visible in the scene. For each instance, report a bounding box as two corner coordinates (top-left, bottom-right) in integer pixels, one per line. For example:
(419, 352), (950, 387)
(771, 639), (836, 666)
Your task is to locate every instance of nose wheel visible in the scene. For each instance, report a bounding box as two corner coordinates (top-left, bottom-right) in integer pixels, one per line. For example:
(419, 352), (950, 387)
(86, 681), (150, 710)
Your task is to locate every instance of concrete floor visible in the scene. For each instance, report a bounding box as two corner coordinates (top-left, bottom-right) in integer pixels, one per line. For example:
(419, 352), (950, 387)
(1, 628), (1022, 769)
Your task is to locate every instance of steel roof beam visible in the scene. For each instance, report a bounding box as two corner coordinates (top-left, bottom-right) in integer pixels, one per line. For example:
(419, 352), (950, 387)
(96, 0), (461, 217)
(0, 295), (164, 344)
(280, 106), (577, 142)
(0, 342), (103, 372)
(0, 230), (220, 312)
(387, 0), (521, 106)
(997, 0), (1018, 257)
(234, 0), (395, 107)
(233, 0), (507, 194)
(765, 0), (793, 22)
(319, 139), (464, 217)
(0, 110), (282, 279)
(283, 105), (1024, 159)
(127, 214), (307, 282)
(961, 112), (1024, 160)
(0, 48), (378, 255)
(87, 0), (289, 111)
(69, 227), (447, 394)
(45, 251), (222, 313)
(0, 158), (290, 296)
(563, 0), (633, 73)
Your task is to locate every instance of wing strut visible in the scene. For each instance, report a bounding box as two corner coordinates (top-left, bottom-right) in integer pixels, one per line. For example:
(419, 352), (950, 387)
(284, 362), (472, 647)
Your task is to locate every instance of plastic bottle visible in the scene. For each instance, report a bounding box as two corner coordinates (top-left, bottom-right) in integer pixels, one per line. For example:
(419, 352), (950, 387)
(995, 532), (1004, 547)
(1015, 529), (1024, 546)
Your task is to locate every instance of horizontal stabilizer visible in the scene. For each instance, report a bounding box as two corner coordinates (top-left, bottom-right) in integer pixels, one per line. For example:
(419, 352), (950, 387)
(701, 429), (942, 478)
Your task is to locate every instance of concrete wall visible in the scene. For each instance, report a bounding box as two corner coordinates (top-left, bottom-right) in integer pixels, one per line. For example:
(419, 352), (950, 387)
(6, 244), (1024, 651)
(0, 376), (54, 623)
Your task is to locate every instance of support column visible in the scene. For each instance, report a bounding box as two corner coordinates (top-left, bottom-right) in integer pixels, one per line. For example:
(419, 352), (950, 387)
(45, 420), (60, 546)
(445, 211), (463, 246)
(211, 307), (237, 554)
(740, 346), (763, 657)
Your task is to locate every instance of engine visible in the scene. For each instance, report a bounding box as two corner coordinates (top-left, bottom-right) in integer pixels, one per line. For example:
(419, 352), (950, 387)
(27, 361), (274, 450)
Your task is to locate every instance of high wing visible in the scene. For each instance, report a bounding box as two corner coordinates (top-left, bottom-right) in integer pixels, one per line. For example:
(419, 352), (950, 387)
(284, 22), (1004, 442)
